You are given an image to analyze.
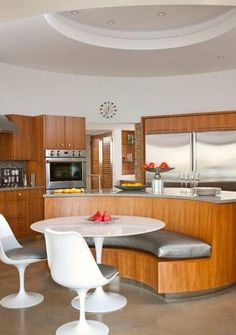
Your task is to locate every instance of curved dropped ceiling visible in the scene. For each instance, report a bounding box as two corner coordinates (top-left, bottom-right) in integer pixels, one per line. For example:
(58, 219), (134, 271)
(44, 8), (236, 50)
(0, 0), (235, 23)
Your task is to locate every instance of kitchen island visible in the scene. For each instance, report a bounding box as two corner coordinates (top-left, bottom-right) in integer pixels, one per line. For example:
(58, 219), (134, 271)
(43, 188), (236, 297)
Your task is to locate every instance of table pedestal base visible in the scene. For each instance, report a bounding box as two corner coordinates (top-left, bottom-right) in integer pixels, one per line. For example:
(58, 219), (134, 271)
(71, 287), (127, 313)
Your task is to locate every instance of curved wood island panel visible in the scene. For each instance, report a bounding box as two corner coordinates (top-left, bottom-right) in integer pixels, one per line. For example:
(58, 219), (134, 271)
(44, 194), (236, 295)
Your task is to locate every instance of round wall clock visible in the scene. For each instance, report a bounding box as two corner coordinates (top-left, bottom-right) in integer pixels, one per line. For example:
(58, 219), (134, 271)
(99, 101), (117, 118)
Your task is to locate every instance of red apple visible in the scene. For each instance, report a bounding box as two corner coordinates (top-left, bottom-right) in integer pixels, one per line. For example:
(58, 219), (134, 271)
(159, 162), (169, 169)
(102, 211), (112, 222)
(91, 211), (103, 221)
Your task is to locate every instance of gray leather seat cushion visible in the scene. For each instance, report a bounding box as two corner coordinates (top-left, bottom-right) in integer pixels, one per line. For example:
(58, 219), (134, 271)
(98, 264), (118, 279)
(5, 247), (47, 260)
(86, 230), (211, 259)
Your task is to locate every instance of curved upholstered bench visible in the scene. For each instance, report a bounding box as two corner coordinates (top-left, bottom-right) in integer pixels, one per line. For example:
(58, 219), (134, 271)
(86, 230), (212, 297)
(86, 230), (211, 259)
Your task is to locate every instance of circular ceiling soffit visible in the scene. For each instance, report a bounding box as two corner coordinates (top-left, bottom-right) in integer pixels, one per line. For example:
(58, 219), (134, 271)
(44, 8), (236, 50)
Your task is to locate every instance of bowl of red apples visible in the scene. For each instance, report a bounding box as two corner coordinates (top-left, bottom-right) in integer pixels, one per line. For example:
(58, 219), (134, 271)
(88, 211), (114, 224)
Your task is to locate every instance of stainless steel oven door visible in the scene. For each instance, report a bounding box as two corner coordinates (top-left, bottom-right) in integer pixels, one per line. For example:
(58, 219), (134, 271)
(46, 157), (86, 190)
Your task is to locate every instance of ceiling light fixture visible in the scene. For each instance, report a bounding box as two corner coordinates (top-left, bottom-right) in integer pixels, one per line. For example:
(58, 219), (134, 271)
(217, 55), (225, 60)
(106, 20), (115, 25)
(171, 62), (178, 67)
(71, 10), (79, 15)
(157, 12), (167, 17)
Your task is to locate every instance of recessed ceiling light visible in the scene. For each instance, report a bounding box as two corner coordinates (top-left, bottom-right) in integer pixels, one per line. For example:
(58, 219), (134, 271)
(217, 56), (225, 60)
(106, 20), (116, 25)
(157, 12), (167, 17)
(71, 10), (79, 15)
(171, 62), (178, 67)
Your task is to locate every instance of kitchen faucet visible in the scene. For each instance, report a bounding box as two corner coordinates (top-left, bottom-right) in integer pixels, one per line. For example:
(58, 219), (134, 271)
(88, 174), (103, 193)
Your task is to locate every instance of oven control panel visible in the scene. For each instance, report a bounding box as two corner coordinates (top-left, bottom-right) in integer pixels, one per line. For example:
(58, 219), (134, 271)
(45, 149), (86, 158)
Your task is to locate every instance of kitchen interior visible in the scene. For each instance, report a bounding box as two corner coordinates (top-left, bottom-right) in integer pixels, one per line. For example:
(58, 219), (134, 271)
(1, 110), (236, 240)
(1, 3), (236, 335)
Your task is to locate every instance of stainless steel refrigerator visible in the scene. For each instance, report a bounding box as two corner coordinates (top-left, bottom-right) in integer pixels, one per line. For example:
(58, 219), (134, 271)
(145, 133), (192, 183)
(145, 130), (236, 184)
(195, 130), (236, 181)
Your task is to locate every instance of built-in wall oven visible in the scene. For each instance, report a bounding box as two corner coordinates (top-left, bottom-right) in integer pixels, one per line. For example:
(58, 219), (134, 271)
(45, 150), (86, 190)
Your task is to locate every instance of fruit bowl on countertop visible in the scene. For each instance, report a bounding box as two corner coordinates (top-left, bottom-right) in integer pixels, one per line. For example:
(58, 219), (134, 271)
(145, 167), (175, 173)
(114, 184), (148, 191)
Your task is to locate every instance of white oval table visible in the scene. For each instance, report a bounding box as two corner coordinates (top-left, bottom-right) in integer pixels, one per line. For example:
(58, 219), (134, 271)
(31, 215), (165, 313)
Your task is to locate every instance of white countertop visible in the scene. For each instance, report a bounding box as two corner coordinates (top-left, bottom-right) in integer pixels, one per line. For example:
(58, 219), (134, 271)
(44, 187), (236, 204)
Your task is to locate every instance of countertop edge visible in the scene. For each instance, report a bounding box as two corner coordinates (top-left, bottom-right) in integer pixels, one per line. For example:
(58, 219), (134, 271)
(43, 188), (236, 204)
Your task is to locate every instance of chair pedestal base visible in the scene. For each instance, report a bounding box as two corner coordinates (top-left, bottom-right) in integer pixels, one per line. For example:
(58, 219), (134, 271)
(0, 292), (44, 309)
(71, 287), (127, 313)
(56, 320), (109, 335)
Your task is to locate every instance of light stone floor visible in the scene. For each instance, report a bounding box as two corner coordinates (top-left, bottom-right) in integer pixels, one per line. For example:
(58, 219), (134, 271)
(1, 243), (236, 335)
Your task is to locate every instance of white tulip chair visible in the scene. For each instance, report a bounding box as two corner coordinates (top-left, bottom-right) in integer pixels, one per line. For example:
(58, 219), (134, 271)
(45, 228), (118, 335)
(0, 213), (47, 308)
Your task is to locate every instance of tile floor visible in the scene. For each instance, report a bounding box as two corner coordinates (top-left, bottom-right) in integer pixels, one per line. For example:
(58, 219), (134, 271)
(0, 243), (236, 335)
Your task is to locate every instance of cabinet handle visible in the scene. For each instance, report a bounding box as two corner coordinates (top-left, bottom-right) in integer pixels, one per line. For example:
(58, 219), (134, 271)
(68, 143), (71, 147)
(18, 193), (22, 196)
(61, 143), (64, 147)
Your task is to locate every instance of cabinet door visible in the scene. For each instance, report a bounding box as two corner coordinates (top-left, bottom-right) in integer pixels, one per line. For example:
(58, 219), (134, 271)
(0, 115), (33, 160)
(44, 115), (65, 149)
(26, 189), (44, 237)
(0, 191), (27, 238)
(65, 117), (86, 149)
(192, 112), (236, 131)
(145, 116), (193, 134)
(11, 115), (34, 160)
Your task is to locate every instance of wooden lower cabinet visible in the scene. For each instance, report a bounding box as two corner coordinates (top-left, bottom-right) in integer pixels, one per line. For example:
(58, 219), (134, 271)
(0, 189), (44, 239)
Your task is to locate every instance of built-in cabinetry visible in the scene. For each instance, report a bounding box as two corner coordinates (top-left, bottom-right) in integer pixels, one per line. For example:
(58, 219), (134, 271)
(0, 189), (44, 239)
(143, 111), (236, 134)
(0, 115), (34, 160)
(144, 115), (193, 134)
(27, 114), (86, 186)
(122, 130), (135, 175)
(44, 115), (86, 150)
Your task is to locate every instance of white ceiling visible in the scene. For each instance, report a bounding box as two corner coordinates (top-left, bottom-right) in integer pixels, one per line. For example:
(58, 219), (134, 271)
(0, 3), (236, 77)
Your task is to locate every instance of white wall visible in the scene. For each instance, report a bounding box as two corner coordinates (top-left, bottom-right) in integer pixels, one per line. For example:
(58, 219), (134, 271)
(1, 62), (236, 185)
(0, 63), (236, 126)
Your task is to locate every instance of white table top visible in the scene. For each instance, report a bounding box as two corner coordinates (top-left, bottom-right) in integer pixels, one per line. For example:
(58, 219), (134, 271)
(31, 215), (165, 237)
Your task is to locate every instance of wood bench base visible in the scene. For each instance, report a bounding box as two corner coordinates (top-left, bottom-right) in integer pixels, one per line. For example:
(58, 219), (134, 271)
(99, 247), (235, 294)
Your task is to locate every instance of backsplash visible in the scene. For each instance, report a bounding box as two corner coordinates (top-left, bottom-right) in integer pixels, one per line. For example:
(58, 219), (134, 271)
(0, 161), (26, 188)
(0, 161), (26, 169)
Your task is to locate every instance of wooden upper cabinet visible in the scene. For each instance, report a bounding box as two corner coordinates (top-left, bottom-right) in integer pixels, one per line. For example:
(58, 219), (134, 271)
(144, 111), (236, 134)
(0, 115), (33, 160)
(192, 112), (236, 131)
(44, 115), (65, 149)
(145, 115), (193, 134)
(44, 115), (86, 149)
(65, 116), (86, 149)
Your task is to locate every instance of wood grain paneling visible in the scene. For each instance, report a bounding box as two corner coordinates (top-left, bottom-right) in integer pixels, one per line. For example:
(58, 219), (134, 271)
(44, 115), (65, 149)
(145, 115), (193, 134)
(0, 115), (34, 160)
(0, 189), (44, 238)
(65, 116), (86, 149)
(143, 110), (236, 135)
(44, 195), (236, 294)
(43, 115), (86, 150)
